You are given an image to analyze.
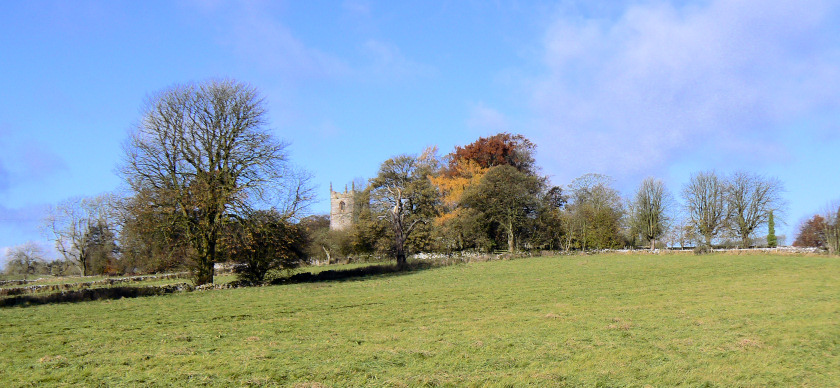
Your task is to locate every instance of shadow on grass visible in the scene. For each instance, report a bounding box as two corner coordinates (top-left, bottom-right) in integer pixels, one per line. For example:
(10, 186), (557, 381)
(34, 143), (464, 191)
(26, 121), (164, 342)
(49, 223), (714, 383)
(0, 284), (192, 308)
(1, 262), (439, 308)
(271, 261), (436, 285)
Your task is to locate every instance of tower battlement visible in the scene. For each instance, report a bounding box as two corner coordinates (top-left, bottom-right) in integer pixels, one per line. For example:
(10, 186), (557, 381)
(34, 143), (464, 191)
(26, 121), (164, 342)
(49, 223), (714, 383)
(329, 183), (356, 231)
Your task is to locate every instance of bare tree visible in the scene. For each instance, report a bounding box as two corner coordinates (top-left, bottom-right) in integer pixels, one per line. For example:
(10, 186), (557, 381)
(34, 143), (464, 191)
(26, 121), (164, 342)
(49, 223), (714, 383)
(629, 177), (672, 250)
(4, 242), (46, 280)
(726, 171), (785, 248)
(120, 79), (308, 285)
(822, 201), (840, 254)
(45, 194), (115, 276)
(682, 171), (727, 248)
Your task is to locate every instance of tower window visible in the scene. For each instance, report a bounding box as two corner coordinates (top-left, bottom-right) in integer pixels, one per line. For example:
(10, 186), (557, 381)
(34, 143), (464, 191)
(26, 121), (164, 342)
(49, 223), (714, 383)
(339, 201), (345, 211)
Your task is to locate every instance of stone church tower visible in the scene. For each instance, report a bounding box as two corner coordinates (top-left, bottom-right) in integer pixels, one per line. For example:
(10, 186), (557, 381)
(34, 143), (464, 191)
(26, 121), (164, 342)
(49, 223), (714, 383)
(330, 183), (356, 231)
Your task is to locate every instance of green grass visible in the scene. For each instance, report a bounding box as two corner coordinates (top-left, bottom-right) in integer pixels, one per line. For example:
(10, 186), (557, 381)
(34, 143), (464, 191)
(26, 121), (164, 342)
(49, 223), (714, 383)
(1, 253), (839, 386)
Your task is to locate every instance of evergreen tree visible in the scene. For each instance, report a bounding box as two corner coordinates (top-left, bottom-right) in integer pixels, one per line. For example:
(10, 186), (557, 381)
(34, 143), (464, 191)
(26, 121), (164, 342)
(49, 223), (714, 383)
(767, 211), (778, 248)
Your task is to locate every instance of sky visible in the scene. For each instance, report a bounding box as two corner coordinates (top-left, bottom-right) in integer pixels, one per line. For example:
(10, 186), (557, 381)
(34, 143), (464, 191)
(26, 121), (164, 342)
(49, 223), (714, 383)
(1, 0), (839, 264)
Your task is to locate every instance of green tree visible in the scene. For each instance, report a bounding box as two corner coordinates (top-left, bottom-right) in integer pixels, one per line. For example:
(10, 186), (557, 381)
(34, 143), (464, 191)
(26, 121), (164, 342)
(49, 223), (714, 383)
(565, 174), (624, 250)
(767, 211), (778, 247)
(461, 165), (543, 253)
(529, 187), (566, 251)
(85, 220), (119, 275)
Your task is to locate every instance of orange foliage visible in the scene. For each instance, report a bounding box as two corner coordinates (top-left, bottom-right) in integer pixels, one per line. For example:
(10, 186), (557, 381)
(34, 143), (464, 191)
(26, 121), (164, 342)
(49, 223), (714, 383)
(429, 159), (487, 208)
(446, 133), (534, 175)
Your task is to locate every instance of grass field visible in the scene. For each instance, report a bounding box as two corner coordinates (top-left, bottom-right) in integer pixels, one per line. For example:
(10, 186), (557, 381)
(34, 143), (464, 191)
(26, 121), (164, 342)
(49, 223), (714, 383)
(1, 253), (838, 386)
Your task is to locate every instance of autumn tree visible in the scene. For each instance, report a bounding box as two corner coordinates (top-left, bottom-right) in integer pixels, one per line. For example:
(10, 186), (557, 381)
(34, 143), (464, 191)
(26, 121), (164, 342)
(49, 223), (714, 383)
(369, 149), (439, 266)
(682, 171), (728, 249)
(461, 165), (544, 252)
(120, 79), (309, 285)
(629, 177), (672, 250)
(793, 215), (826, 248)
(447, 132), (536, 175)
(431, 133), (548, 252)
(429, 159), (489, 251)
(726, 171), (785, 248)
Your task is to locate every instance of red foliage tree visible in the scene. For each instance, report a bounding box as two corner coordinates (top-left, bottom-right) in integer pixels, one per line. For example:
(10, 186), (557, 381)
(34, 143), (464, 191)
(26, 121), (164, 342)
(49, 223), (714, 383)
(793, 215), (827, 247)
(446, 133), (536, 176)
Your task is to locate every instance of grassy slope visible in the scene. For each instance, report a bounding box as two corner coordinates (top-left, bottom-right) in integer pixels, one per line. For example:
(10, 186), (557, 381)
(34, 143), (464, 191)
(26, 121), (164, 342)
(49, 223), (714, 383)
(1, 253), (838, 387)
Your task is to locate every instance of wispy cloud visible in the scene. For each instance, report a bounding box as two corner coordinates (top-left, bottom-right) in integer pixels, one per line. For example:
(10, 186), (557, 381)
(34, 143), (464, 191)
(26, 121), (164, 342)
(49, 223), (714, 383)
(0, 125), (67, 194)
(530, 0), (840, 183)
(187, 1), (351, 80)
(342, 0), (371, 18)
(362, 39), (435, 81)
(227, 6), (350, 79)
(467, 102), (510, 133)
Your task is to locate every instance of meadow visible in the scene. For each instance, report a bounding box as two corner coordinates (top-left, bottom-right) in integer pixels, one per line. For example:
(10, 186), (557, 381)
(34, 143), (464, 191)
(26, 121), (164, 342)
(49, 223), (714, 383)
(1, 253), (838, 386)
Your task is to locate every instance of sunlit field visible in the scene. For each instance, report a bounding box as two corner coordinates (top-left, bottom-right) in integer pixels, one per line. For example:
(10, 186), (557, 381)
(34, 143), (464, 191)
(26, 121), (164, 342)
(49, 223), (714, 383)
(1, 253), (838, 386)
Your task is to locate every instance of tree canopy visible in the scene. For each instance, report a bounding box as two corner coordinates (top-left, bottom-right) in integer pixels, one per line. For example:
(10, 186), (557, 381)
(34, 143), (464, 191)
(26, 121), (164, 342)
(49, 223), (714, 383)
(120, 79), (306, 285)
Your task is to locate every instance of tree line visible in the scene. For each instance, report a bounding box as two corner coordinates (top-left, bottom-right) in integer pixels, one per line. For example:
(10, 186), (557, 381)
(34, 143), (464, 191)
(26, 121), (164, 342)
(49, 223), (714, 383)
(307, 134), (789, 266)
(4, 78), (832, 286)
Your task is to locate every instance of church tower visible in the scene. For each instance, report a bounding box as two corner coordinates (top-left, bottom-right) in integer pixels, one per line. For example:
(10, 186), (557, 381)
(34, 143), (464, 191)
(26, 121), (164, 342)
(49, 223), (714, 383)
(329, 182), (356, 231)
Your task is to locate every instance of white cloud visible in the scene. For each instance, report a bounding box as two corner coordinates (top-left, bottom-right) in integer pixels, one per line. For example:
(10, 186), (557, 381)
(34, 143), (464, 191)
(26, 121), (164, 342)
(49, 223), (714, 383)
(196, 2), (351, 80)
(467, 102), (510, 132)
(531, 0), (840, 184)
(342, 0), (371, 17)
(362, 39), (435, 81)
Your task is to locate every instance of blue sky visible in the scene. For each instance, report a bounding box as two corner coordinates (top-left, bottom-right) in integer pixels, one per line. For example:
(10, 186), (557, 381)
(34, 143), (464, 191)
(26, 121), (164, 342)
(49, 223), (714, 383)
(1, 0), (839, 262)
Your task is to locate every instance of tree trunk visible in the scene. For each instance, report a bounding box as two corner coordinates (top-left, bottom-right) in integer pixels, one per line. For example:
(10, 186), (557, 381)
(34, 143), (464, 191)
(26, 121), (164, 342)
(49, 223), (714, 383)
(393, 221), (408, 268)
(507, 219), (515, 253)
(321, 246), (331, 264)
(193, 234), (216, 286)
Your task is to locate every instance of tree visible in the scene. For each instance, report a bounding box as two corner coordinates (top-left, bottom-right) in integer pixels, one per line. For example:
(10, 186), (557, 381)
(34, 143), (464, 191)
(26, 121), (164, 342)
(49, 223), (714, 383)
(528, 186), (567, 250)
(224, 210), (307, 284)
(120, 79), (308, 285)
(682, 171), (727, 248)
(822, 203), (840, 254)
(115, 190), (192, 274)
(726, 171), (785, 248)
(4, 242), (46, 280)
(564, 174), (624, 250)
(793, 215), (826, 248)
(369, 149), (439, 266)
(45, 194), (115, 276)
(766, 211), (778, 248)
(629, 177), (672, 250)
(461, 165), (543, 252)
(447, 133), (536, 175)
